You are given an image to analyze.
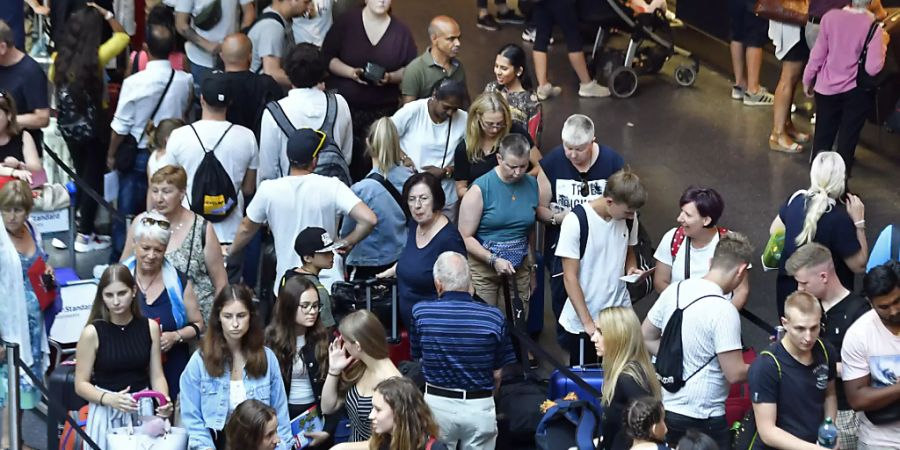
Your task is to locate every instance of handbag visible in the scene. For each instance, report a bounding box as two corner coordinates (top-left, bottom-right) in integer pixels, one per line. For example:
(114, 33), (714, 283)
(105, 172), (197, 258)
(753, 0), (808, 26)
(856, 22), (889, 91)
(107, 392), (187, 450)
(115, 70), (176, 172)
(26, 255), (57, 311)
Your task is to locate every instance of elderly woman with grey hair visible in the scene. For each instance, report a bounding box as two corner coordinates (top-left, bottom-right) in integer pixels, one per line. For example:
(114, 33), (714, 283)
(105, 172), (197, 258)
(124, 210), (205, 402)
(802, 0), (889, 176)
(458, 133), (538, 327)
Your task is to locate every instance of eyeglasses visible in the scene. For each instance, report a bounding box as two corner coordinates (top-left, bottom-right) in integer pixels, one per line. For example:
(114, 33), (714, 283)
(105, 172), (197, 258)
(141, 217), (171, 230)
(480, 118), (505, 130)
(578, 172), (590, 197)
(408, 196), (431, 206)
(299, 303), (321, 312)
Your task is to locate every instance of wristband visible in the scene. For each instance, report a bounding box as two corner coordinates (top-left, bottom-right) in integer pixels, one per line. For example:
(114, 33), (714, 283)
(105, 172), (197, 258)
(99, 392), (107, 406)
(187, 323), (201, 339)
(854, 220), (865, 226)
(328, 370), (342, 377)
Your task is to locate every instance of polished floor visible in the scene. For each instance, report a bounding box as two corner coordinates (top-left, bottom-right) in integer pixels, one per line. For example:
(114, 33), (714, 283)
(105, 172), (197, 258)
(29, 1), (899, 448)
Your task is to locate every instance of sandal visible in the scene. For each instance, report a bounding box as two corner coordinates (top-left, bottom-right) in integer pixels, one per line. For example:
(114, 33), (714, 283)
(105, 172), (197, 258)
(785, 124), (810, 144)
(769, 133), (804, 154)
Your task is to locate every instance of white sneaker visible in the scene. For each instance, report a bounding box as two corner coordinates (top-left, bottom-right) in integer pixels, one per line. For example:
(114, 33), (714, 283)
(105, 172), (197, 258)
(536, 83), (562, 100)
(93, 264), (109, 279)
(51, 238), (68, 250)
(74, 233), (112, 253)
(578, 80), (611, 98)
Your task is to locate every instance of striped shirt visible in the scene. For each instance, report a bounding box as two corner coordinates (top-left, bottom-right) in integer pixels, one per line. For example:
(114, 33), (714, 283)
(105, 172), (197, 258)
(412, 291), (517, 391)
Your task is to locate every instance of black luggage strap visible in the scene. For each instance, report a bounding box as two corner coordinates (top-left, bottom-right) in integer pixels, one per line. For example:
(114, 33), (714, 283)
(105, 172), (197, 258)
(42, 143), (126, 222)
(739, 308), (776, 336)
(366, 172), (406, 216)
(19, 363), (101, 450)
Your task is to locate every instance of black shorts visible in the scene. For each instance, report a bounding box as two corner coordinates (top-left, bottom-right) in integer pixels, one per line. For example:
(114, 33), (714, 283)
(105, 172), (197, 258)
(782, 29), (810, 61)
(729, 0), (769, 47)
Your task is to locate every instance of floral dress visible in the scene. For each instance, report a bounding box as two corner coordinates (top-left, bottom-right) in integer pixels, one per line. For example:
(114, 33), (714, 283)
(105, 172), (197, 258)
(485, 81), (543, 144)
(0, 224), (48, 410)
(167, 214), (214, 321)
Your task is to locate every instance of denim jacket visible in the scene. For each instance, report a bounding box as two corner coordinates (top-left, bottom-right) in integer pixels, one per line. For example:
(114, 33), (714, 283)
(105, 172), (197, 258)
(340, 166), (412, 266)
(179, 347), (293, 450)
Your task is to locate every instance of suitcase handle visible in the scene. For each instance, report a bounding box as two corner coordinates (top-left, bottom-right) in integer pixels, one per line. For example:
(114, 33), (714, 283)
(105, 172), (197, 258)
(132, 390), (168, 406)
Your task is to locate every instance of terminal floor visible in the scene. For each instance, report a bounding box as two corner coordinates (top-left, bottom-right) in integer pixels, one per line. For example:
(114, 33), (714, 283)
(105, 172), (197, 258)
(32, 0), (900, 448)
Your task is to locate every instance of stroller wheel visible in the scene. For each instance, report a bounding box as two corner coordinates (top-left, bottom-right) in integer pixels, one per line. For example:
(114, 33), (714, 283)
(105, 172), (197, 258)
(674, 64), (698, 87)
(609, 67), (639, 98)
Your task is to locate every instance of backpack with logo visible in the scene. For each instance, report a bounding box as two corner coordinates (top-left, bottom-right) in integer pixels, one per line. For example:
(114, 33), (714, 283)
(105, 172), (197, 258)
(654, 281), (725, 393)
(572, 205), (655, 302)
(265, 91), (352, 185)
(56, 86), (98, 144)
(188, 124), (238, 223)
(535, 399), (601, 450)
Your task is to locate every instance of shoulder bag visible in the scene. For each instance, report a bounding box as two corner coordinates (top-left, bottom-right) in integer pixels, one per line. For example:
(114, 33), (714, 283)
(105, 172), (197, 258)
(753, 0), (808, 25)
(114, 70), (176, 172)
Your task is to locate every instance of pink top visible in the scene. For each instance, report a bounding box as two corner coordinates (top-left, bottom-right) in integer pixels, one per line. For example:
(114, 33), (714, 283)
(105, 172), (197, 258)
(129, 50), (186, 73)
(803, 8), (887, 95)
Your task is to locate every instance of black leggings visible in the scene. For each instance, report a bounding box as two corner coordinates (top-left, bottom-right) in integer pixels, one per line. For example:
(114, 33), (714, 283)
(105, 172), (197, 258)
(65, 134), (106, 235)
(533, 0), (583, 52)
(812, 88), (874, 177)
(477, 0), (506, 7)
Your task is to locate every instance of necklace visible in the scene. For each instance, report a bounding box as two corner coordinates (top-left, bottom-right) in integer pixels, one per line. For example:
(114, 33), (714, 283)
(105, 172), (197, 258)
(497, 174), (518, 201)
(135, 270), (161, 295)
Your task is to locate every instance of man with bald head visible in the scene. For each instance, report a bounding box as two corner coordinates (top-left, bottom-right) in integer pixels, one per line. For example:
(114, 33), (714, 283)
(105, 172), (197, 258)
(400, 15), (468, 105)
(218, 33), (283, 139)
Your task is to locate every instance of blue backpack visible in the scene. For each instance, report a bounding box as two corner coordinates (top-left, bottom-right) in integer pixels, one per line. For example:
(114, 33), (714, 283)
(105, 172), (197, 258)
(535, 399), (601, 450)
(866, 224), (900, 272)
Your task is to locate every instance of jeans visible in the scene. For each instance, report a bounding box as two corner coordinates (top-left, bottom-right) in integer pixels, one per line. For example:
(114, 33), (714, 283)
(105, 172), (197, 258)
(110, 148), (149, 262)
(812, 87), (874, 177)
(664, 411), (730, 450)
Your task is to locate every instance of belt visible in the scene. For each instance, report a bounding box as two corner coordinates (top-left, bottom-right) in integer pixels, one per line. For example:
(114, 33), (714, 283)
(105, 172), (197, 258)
(808, 16), (822, 24)
(425, 384), (492, 400)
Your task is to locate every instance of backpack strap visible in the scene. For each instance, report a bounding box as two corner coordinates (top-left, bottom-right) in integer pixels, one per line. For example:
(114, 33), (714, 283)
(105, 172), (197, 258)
(760, 350), (782, 379)
(139, 70), (176, 144)
(131, 51), (141, 74)
(366, 172), (405, 215)
(573, 204), (589, 259)
(188, 123), (234, 153)
(672, 226), (728, 280)
(321, 90), (338, 137)
(573, 401), (601, 450)
(817, 339), (829, 365)
(265, 101), (295, 177)
(675, 281), (728, 382)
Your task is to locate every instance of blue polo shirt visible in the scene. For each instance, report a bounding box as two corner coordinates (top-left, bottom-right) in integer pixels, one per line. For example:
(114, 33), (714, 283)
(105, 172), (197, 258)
(411, 291), (517, 391)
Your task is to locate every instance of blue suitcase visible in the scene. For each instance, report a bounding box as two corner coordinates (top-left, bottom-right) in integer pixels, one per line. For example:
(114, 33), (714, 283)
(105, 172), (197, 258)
(549, 365), (604, 410)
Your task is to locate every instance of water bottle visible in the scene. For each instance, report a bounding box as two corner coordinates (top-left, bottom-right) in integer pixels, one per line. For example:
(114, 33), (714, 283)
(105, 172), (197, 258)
(818, 416), (838, 448)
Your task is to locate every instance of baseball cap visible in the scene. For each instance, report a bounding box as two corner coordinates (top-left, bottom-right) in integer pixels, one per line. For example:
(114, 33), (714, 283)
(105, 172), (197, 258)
(286, 128), (327, 167)
(200, 72), (230, 108)
(294, 227), (339, 256)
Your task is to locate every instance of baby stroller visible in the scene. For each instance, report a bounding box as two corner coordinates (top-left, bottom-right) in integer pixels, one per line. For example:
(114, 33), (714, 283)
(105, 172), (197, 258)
(581, 0), (700, 98)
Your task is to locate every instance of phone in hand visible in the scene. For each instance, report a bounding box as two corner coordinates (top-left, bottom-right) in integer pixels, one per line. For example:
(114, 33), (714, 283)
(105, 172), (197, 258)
(362, 62), (386, 84)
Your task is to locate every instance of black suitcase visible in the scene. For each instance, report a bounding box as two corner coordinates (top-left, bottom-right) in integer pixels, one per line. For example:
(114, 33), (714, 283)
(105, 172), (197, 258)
(47, 360), (88, 450)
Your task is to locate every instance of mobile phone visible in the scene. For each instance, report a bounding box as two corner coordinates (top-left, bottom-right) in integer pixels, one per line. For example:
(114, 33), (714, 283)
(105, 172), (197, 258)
(362, 62), (386, 84)
(41, 273), (57, 291)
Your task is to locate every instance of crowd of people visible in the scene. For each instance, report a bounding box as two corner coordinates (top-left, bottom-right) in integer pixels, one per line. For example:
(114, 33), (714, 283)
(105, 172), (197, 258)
(0, 0), (898, 449)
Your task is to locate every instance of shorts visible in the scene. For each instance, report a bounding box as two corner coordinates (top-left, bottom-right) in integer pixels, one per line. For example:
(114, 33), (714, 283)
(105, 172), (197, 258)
(782, 29), (810, 61)
(729, 0), (769, 47)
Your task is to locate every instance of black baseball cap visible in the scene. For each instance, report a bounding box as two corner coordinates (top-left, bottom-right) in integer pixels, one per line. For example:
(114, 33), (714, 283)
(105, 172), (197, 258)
(287, 128), (327, 167)
(200, 72), (230, 108)
(294, 227), (339, 256)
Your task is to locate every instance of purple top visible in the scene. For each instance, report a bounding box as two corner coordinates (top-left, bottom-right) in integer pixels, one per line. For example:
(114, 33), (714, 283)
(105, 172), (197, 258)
(808, 0), (848, 19)
(322, 8), (418, 109)
(803, 8), (886, 96)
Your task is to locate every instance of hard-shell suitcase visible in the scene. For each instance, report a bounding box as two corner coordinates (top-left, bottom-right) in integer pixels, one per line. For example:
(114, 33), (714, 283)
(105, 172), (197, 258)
(548, 340), (604, 410)
(384, 280), (411, 363)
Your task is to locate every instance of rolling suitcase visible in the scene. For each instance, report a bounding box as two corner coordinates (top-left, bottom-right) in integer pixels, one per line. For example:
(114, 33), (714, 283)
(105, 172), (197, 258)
(548, 339), (604, 410)
(384, 280), (411, 363)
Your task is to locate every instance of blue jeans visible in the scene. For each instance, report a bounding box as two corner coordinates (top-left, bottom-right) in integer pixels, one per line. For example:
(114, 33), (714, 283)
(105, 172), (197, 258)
(110, 149), (149, 262)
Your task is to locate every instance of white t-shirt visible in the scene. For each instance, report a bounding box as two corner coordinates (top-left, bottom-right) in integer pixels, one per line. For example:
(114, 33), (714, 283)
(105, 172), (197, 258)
(555, 205), (638, 334)
(246, 174), (361, 294)
(654, 228), (736, 301)
(841, 310), (900, 447)
(175, 0), (253, 69)
(289, 335), (316, 405)
(292, 0), (334, 47)
(391, 99), (467, 208)
(647, 278), (742, 418)
(162, 120), (259, 242)
(229, 379), (247, 412)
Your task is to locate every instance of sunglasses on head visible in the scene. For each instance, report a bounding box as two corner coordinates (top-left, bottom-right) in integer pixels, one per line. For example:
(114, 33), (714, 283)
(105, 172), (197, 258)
(141, 217), (171, 230)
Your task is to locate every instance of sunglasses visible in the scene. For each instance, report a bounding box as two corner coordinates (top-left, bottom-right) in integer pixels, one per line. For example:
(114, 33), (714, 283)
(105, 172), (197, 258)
(141, 217), (171, 230)
(579, 172), (590, 197)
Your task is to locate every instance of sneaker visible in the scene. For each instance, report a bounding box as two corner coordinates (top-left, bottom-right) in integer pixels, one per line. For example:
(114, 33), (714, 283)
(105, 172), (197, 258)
(578, 80), (611, 98)
(51, 238), (68, 250)
(743, 88), (774, 106)
(74, 233), (112, 253)
(536, 83), (562, 100)
(731, 85), (745, 100)
(522, 27), (554, 44)
(476, 14), (500, 31)
(496, 9), (525, 25)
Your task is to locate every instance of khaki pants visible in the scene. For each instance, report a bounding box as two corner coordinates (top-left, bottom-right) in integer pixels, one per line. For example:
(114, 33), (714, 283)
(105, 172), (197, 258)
(425, 393), (497, 450)
(469, 254), (532, 319)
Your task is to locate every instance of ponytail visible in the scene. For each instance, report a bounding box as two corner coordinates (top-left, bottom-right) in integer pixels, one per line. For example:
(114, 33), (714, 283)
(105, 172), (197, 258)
(796, 152), (846, 246)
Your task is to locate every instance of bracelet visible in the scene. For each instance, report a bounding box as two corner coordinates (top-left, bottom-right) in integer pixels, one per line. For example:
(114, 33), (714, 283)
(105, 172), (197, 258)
(175, 330), (185, 343)
(99, 392), (106, 406)
(489, 253), (497, 268)
(187, 323), (201, 339)
(854, 220), (866, 226)
(328, 370), (342, 377)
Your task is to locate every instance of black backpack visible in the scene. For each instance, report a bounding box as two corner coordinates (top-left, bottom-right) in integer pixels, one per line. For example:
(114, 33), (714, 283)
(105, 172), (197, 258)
(188, 124), (238, 223)
(654, 281), (724, 393)
(56, 86), (98, 144)
(572, 204), (655, 302)
(266, 91), (352, 185)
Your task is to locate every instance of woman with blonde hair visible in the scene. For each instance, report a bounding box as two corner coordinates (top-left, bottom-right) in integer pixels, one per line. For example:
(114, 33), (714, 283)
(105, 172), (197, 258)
(324, 310), (402, 449)
(341, 118), (414, 280)
(453, 91), (539, 199)
(769, 151), (868, 316)
(368, 377), (448, 450)
(592, 306), (661, 450)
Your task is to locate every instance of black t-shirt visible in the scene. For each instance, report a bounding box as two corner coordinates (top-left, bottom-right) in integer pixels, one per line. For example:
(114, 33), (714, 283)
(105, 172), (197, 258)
(601, 370), (652, 450)
(748, 340), (837, 447)
(0, 54), (49, 149)
(220, 70), (284, 140)
(821, 291), (870, 410)
(453, 123), (534, 186)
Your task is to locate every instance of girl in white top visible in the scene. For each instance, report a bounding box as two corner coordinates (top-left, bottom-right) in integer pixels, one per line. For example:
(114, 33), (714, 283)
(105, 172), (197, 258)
(146, 118), (184, 183)
(652, 186), (748, 309)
